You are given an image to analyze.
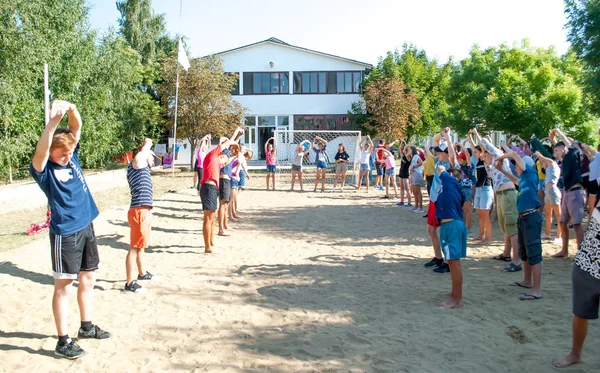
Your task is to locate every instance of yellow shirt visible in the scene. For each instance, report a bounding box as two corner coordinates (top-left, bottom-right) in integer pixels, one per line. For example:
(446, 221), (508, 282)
(423, 154), (435, 177)
(536, 159), (546, 181)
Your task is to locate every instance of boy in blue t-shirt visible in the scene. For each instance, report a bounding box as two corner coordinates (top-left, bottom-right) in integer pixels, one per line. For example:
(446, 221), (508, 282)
(30, 101), (110, 359)
(495, 146), (544, 301)
(435, 165), (467, 308)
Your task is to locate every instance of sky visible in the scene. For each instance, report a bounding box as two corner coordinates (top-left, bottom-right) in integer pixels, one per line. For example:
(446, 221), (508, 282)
(86, 0), (571, 65)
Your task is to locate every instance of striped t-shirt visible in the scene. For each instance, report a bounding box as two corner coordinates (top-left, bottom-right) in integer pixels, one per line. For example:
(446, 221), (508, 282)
(127, 163), (153, 208)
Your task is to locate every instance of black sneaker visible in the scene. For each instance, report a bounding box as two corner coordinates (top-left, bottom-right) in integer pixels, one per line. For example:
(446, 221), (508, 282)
(124, 280), (148, 294)
(424, 258), (442, 268)
(137, 271), (159, 281)
(78, 325), (112, 340)
(433, 263), (450, 273)
(55, 340), (86, 360)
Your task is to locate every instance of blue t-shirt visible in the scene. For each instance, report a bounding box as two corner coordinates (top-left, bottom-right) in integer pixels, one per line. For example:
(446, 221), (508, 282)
(430, 159), (455, 203)
(220, 149), (232, 177)
(436, 171), (465, 221)
(517, 164), (542, 213)
(29, 143), (99, 235)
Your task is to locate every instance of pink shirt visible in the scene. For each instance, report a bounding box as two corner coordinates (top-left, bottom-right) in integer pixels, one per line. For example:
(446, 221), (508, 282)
(196, 147), (208, 169)
(266, 151), (276, 166)
(385, 154), (395, 169)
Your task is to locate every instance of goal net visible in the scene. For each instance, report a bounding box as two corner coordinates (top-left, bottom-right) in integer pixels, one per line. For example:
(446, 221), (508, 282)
(273, 130), (362, 187)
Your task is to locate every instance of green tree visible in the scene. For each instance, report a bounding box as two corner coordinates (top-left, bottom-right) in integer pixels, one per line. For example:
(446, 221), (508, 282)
(565, 0), (600, 114)
(446, 41), (596, 142)
(158, 55), (246, 166)
(355, 45), (451, 140)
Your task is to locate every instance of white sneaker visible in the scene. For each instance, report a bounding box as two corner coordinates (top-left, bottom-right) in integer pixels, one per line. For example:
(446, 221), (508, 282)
(331, 188), (336, 192)
(340, 188), (344, 192)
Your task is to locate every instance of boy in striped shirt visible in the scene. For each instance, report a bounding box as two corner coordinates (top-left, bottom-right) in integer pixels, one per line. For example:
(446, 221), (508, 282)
(125, 138), (159, 293)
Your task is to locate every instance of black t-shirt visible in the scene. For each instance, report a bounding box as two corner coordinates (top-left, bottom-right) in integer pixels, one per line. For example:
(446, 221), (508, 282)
(475, 160), (492, 187)
(335, 151), (349, 162)
(562, 147), (583, 190)
(399, 155), (410, 177)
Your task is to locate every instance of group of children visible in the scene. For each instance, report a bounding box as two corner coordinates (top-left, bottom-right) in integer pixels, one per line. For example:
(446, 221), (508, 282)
(29, 100), (600, 367)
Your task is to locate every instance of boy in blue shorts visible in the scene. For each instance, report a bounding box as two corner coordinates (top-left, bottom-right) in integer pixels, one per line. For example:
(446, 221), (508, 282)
(436, 164), (467, 308)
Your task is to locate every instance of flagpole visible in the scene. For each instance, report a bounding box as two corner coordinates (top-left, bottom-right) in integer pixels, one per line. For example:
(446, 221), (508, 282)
(172, 0), (183, 178)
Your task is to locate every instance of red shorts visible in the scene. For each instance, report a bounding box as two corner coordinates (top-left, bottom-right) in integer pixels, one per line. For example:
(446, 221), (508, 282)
(427, 202), (440, 227)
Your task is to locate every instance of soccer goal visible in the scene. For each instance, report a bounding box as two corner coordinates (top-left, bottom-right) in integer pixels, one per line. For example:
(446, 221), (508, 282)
(273, 129), (362, 187)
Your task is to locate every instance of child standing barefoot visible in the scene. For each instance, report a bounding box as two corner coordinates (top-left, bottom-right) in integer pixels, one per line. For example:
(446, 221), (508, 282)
(436, 166), (468, 308)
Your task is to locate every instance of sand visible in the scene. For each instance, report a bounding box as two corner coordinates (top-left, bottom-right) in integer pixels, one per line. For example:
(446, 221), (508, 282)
(0, 175), (598, 372)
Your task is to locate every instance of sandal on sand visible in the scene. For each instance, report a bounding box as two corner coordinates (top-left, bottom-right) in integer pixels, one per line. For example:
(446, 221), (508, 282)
(492, 254), (512, 262)
(382, 195), (390, 199)
(520, 294), (543, 301)
(510, 282), (532, 289)
(504, 263), (523, 272)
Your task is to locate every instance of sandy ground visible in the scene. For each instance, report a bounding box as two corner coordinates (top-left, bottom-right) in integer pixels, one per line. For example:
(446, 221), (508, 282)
(0, 174), (599, 372)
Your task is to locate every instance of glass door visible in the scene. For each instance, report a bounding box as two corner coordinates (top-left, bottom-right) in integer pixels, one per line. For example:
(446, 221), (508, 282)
(244, 127), (258, 160)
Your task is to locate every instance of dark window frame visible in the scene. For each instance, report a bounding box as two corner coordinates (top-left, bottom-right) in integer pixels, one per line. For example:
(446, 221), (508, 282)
(293, 71), (364, 95)
(242, 72), (290, 95)
(293, 114), (358, 131)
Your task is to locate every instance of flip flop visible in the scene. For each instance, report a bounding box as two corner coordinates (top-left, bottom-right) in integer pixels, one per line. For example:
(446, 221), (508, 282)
(492, 254), (512, 262)
(520, 294), (543, 301)
(510, 282), (532, 289)
(504, 263), (523, 272)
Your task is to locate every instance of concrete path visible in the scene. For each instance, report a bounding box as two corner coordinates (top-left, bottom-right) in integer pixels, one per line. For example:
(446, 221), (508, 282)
(0, 169), (127, 214)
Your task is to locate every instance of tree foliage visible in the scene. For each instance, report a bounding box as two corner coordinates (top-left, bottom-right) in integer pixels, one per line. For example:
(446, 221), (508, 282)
(565, 0), (600, 115)
(0, 0), (168, 181)
(361, 76), (420, 141)
(445, 41), (596, 142)
(158, 55), (246, 165)
(365, 45), (452, 138)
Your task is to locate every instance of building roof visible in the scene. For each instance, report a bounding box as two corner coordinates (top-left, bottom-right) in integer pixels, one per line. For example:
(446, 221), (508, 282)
(212, 37), (372, 68)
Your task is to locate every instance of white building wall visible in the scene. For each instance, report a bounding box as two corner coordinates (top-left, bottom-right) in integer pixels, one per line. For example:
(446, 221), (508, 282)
(233, 94), (360, 116)
(220, 43), (370, 72)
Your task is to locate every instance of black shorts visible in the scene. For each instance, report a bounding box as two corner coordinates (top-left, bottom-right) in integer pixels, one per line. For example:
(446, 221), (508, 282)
(50, 224), (99, 280)
(517, 211), (543, 265)
(200, 183), (218, 211)
(291, 164), (302, 172)
(572, 265), (600, 320)
(219, 179), (232, 202)
(194, 159), (198, 169)
(196, 168), (204, 190)
(583, 175), (599, 196)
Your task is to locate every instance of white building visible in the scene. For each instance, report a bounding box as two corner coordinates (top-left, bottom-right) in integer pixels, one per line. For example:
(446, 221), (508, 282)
(170, 37), (371, 163)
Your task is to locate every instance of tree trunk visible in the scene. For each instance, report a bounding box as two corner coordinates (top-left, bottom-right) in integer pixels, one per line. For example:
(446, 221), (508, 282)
(188, 137), (196, 169)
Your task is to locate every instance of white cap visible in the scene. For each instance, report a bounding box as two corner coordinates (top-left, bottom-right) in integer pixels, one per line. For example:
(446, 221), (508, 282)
(522, 156), (535, 168)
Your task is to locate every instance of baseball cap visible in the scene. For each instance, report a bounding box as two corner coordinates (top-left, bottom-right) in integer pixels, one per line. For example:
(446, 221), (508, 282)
(457, 152), (467, 160)
(434, 141), (448, 153)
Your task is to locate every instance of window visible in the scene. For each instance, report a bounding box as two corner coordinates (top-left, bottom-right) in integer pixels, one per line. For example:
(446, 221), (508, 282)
(277, 116), (289, 126)
(245, 116), (255, 127)
(258, 116), (276, 126)
(294, 71), (363, 94)
(243, 72), (289, 95)
(294, 115), (357, 130)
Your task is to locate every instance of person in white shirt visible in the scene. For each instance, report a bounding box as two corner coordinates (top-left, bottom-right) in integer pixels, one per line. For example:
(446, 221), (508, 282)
(357, 135), (374, 192)
(408, 145), (425, 213)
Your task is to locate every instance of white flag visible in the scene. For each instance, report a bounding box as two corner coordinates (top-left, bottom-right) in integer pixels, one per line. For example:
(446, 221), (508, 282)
(178, 38), (190, 71)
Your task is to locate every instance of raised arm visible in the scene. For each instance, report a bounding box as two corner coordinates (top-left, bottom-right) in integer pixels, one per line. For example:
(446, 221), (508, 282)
(534, 151), (553, 168)
(475, 128), (502, 158)
(442, 128), (457, 165)
(494, 156), (520, 185)
(554, 128), (572, 148)
(367, 135), (373, 151)
(32, 101), (77, 173)
(315, 135), (328, 145)
(467, 130), (476, 149)
(500, 144), (526, 171)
